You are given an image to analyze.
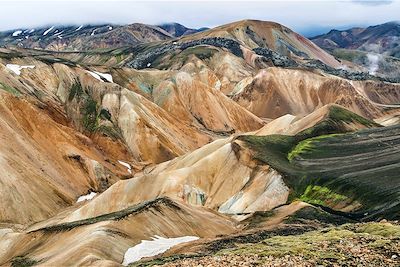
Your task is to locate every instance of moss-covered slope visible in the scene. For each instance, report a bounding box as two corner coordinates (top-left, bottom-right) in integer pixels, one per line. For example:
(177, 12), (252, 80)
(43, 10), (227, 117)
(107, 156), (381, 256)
(239, 123), (400, 220)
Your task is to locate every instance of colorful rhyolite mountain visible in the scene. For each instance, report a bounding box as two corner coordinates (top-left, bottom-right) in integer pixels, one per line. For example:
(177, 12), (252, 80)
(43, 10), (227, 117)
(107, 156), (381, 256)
(0, 19), (399, 266)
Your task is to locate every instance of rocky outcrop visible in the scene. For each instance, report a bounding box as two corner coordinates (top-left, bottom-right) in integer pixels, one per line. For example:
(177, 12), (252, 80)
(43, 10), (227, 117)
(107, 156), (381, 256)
(127, 37), (243, 69)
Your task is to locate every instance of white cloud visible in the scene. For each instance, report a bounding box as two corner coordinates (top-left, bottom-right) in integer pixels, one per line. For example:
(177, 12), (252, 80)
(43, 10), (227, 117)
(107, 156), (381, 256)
(0, 1), (399, 36)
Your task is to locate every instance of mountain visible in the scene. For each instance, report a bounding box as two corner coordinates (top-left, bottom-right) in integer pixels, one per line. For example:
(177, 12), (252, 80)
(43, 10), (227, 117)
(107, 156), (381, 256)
(158, 22), (208, 37)
(310, 21), (400, 80)
(180, 19), (342, 68)
(311, 21), (400, 57)
(0, 23), (173, 51)
(0, 19), (399, 266)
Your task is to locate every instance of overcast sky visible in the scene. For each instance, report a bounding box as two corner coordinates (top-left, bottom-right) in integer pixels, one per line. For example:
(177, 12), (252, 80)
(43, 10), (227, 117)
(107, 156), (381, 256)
(1, 0), (399, 36)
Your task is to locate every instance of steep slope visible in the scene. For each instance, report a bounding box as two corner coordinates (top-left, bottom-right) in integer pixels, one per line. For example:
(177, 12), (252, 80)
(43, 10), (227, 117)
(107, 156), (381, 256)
(111, 67), (264, 135)
(254, 104), (381, 136)
(49, 106), (383, 224)
(181, 20), (341, 68)
(240, 124), (400, 220)
(0, 198), (236, 266)
(0, 52), (265, 226)
(232, 67), (400, 119)
(55, 137), (289, 222)
(0, 18), (399, 267)
(0, 92), (124, 225)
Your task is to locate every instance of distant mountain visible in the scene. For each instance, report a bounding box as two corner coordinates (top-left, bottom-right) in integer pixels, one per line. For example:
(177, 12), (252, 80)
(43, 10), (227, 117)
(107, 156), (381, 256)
(311, 21), (400, 58)
(158, 22), (208, 37)
(0, 23), (173, 51)
(0, 22), (210, 51)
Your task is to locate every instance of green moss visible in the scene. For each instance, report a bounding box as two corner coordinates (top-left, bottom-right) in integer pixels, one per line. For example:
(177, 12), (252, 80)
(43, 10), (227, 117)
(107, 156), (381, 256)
(284, 206), (353, 225)
(299, 185), (349, 206)
(0, 82), (20, 96)
(218, 222), (400, 264)
(239, 123), (400, 219)
(11, 256), (39, 267)
(353, 223), (400, 238)
(328, 106), (380, 127)
(218, 228), (356, 261)
(129, 254), (204, 267)
(82, 98), (99, 132)
(99, 108), (112, 121)
(68, 80), (84, 101)
(287, 139), (314, 161)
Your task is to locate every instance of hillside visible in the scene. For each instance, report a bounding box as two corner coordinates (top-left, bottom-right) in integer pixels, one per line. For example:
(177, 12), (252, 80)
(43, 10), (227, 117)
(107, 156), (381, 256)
(0, 18), (399, 266)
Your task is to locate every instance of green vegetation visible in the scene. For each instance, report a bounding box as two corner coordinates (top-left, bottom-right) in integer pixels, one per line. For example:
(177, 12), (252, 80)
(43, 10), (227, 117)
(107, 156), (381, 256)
(11, 256), (39, 267)
(66, 80), (122, 139)
(288, 133), (339, 161)
(296, 106), (380, 140)
(0, 82), (20, 96)
(82, 98), (99, 132)
(217, 222), (400, 265)
(328, 105), (380, 127)
(129, 254), (204, 267)
(299, 185), (348, 206)
(287, 139), (314, 162)
(68, 80), (84, 101)
(284, 206), (353, 226)
(239, 123), (400, 219)
(134, 222), (399, 266)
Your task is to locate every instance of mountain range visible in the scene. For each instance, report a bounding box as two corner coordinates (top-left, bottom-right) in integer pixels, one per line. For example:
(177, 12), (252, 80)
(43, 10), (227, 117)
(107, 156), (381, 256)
(0, 23), (207, 51)
(311, 21), (400, 79)
(0, 19), (399, 266)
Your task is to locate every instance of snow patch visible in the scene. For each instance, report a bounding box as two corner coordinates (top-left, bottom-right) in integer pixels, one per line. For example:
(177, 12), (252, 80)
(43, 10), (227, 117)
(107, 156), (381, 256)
(91, 28), (98, 36)
(12, 30), (22, 37)
(86, 70), (113, 83)
(94, 71), (113, 83)
(75, 25), (83, 31)
(118, 160), (132, 174)
(146, 63), (151, 67)
(87, 71), (103, 81)
(43, 26), (54, 36)
(77, 192), (97, 203)
(108, 26), (113, 30)
(29, 29), (35, 33)
(6, 64), (35, 75)
(122, 236), (199, 265)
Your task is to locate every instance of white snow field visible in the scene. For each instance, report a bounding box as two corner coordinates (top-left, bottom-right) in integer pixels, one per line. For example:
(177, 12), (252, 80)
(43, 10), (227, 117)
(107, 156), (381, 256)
(122, 235), (199, 265)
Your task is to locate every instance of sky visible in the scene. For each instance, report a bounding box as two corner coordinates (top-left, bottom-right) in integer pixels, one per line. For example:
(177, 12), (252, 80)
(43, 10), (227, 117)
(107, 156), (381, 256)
(1, 0), (399, 36)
